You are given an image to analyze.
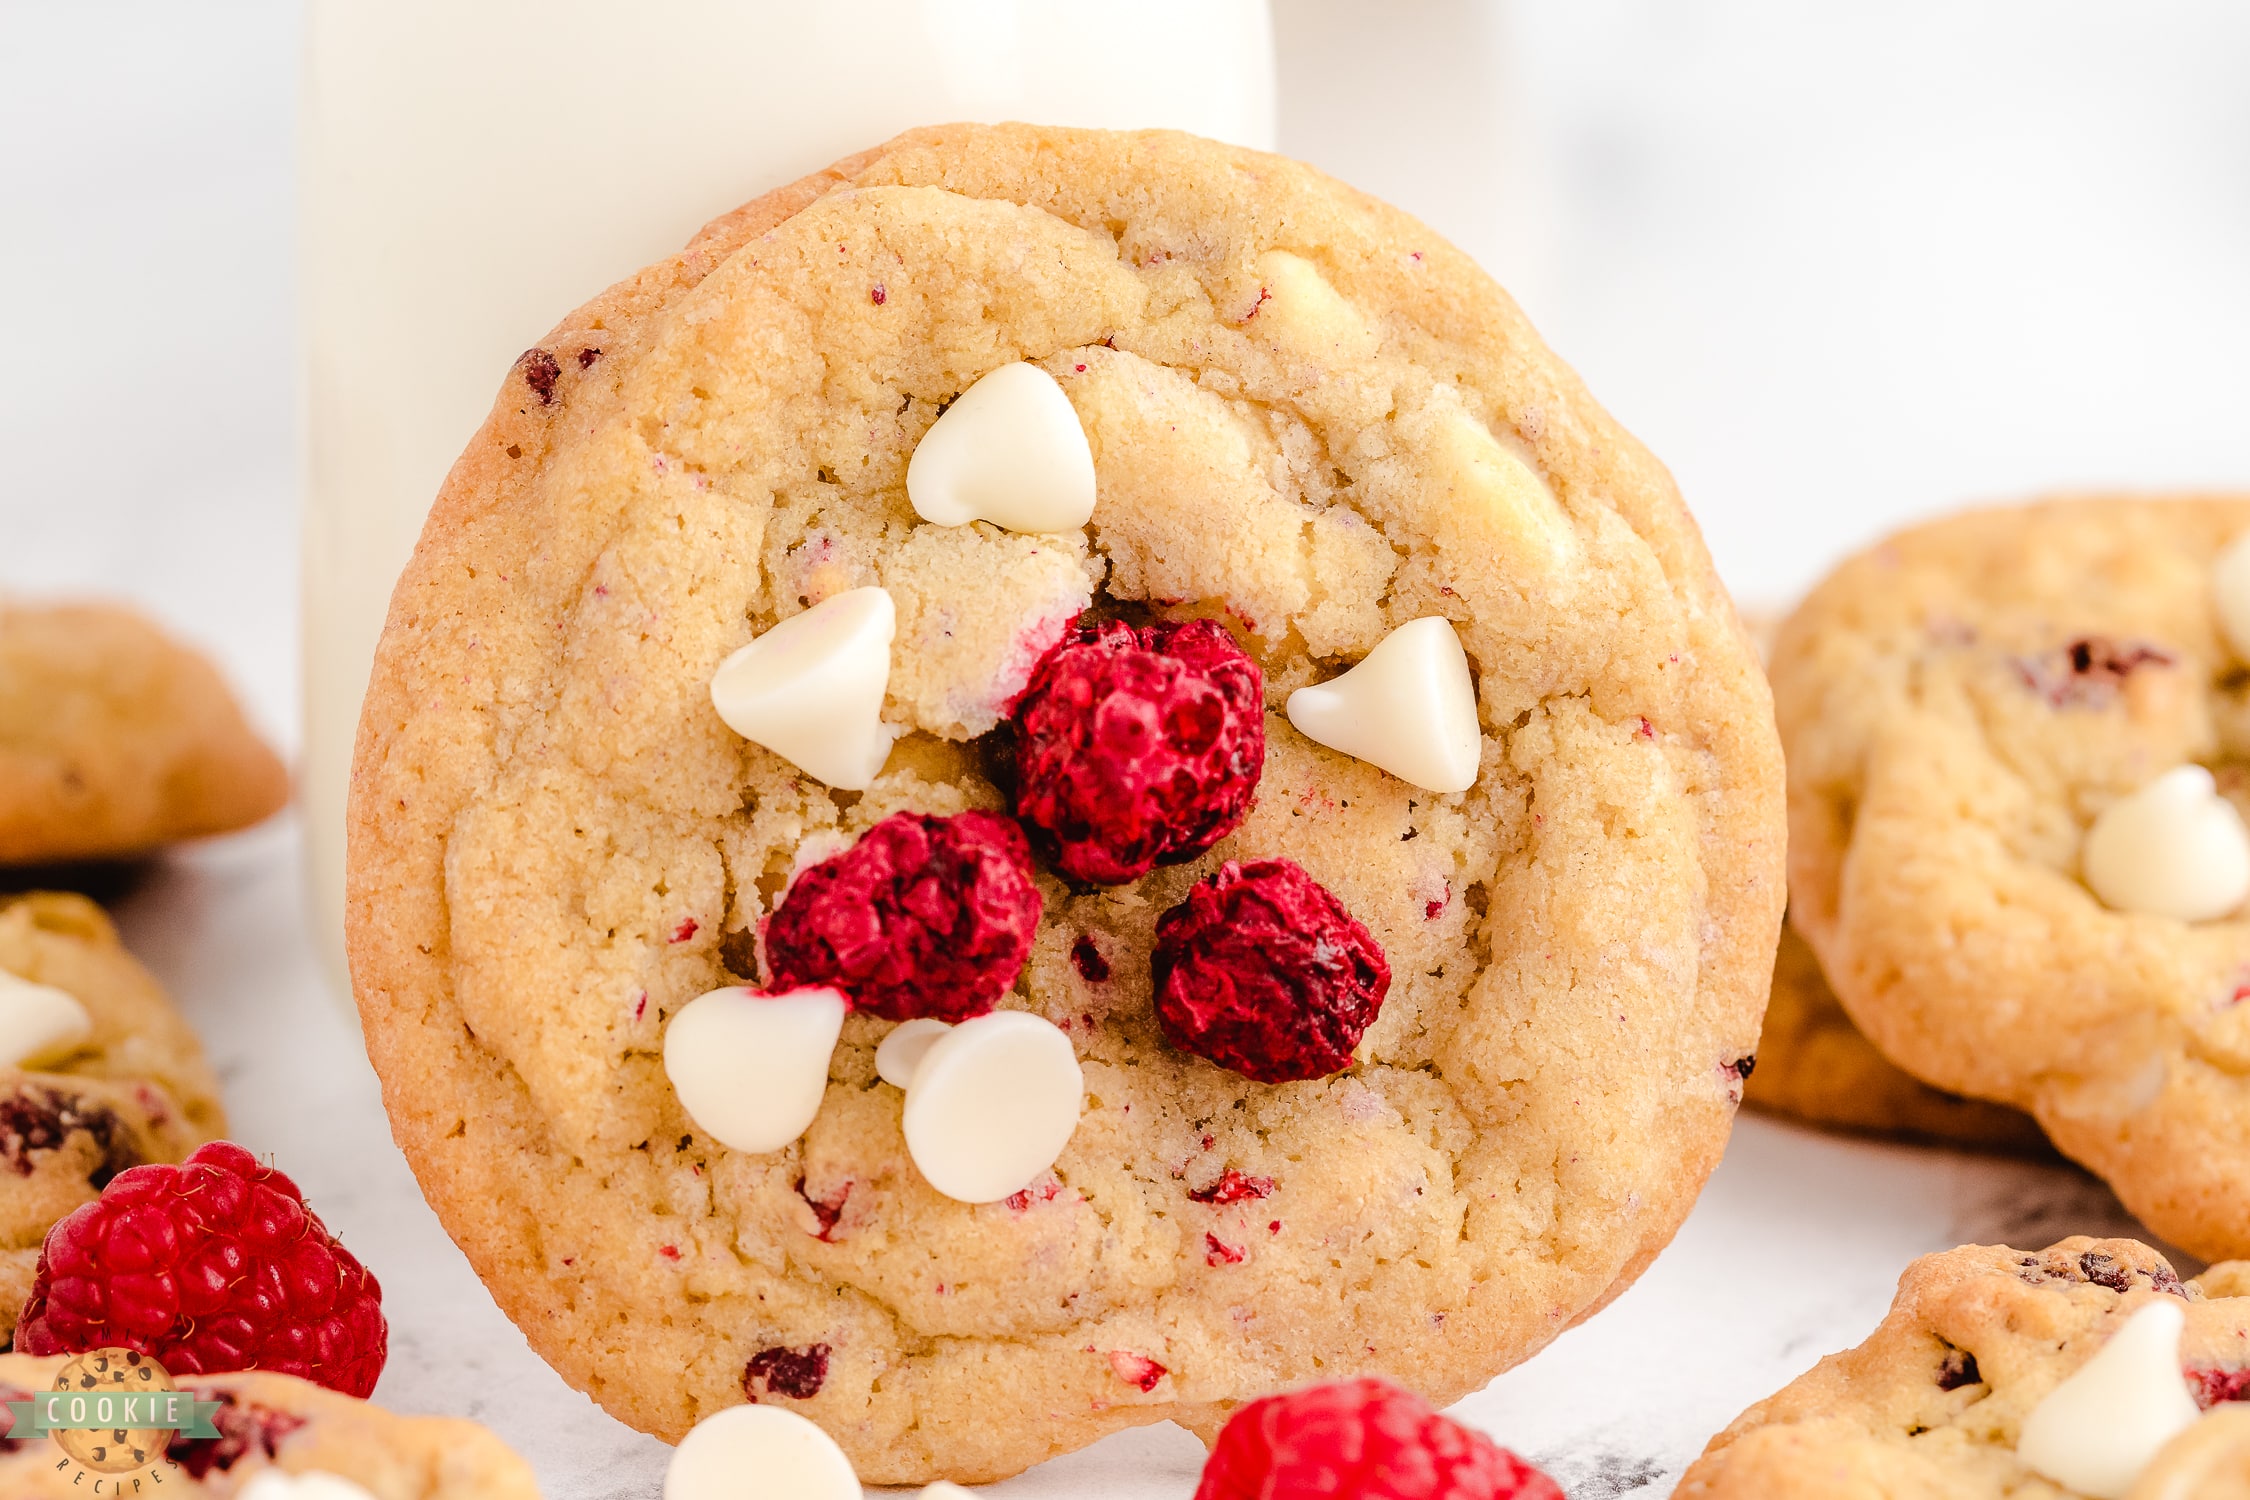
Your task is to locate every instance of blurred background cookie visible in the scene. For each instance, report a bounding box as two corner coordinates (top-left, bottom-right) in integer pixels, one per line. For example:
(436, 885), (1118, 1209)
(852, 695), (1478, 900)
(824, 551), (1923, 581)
(0, 1352), (537, 1498)
(0, 603), (287, 865)
(1773, 495), (2250, 1261)
(1746, 921), (2050, 1154)
(0, 891), (224, 1342)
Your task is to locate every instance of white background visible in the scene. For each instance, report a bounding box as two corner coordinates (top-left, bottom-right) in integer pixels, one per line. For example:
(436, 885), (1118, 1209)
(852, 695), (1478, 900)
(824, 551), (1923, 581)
(3, 3), (2247, 1495)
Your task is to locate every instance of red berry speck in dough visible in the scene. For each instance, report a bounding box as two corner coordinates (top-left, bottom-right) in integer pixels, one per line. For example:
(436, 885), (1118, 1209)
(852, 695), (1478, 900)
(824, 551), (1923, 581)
(765, 809), (1041, 1022)
(1011, 617), (1265, 885)
(1194, 1378), (1564, 1500)
(15, 1140), (388, 1398)
(1153, 859), (1390, 1084)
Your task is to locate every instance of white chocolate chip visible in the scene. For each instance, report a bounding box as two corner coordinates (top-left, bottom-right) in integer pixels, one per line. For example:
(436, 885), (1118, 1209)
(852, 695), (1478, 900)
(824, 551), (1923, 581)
(237, 1473), (381, 1500)
(1284, 616), (1482, 793)
(663, 986), (847, 1154)
(875, 1018), (951, 1089)
(902, 1011), (1083, 1204)
(906, 363), (1097, 534)
(2083, 765), (2250, 922)
(0, 969), (93, 1070)
(2214, 531), (2250, 661)
(2018, 1299), (2200, 1500)
(710, 587), (898, 790)
(664, 1405), (860, 1500)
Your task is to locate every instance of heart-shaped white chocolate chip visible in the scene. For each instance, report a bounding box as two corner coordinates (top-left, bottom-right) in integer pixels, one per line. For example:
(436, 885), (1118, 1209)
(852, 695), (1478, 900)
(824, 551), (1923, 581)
(2214, 531), (2250, 662)
(238, 1472), (381, 1500)
(900, 1011), (1083, 1204)
(1285, 616), (1482, 793)
(664, 1404), (861, 1500)
(663, 986), (847, 1155)
(709, 587), (898, 790)
(2017, 1299), (2200, 1500)
(905, 362), (1097, 534)
(2082, 765), (2250, 922)
(0, 969), (93, 1070)
(875, 1017), (952, 1089)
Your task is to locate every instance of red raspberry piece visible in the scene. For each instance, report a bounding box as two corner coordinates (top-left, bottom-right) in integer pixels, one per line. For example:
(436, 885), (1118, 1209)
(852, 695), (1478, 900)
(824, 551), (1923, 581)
(766, 810), (1040, 1022)
(165, 1392), (306, 1478)
(1012, 618), (1265, 885)
(1153, 860), (1389, 1083)
(1195, 1378), (1563, 1500)
(15, 1140), (387, 1398)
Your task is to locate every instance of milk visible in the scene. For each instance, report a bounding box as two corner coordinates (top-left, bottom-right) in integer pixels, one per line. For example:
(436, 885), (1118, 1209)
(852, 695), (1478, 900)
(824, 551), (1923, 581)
(301, 0), (1276, 998)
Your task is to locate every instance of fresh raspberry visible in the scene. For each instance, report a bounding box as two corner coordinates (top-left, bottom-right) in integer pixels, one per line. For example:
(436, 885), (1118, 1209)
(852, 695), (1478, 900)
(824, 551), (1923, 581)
(1194, 1378), (1563, 1500)
(15, 1140), (387, 1398)
(766, 810), (1041, 1022)
(1152, 860), (1389, 1084)
(1012, 618), (1265, 885)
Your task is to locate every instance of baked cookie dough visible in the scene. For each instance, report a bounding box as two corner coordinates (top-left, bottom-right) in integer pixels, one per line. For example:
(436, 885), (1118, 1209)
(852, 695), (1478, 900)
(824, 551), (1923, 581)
(0, 603), (288, 864)
(1679, 1237), (2250, 1499)
(1774, 496), (2250, 1259)
(0, 891), (225, 1342)
(348, 124), (1784, 1483)
(0, 1352), (536, 1499)
(1745, 921), (2048, 1153)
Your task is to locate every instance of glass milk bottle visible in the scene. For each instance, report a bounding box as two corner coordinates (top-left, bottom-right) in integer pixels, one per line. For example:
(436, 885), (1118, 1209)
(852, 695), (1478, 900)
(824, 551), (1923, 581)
(301, 0), (1277, 999)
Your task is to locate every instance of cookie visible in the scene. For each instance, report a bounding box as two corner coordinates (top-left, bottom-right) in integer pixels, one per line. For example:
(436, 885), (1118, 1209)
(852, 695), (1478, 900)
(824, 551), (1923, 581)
(0, 891), (225, 1342)
(1744, 920), (2049, 1153)
(347, 124), (1785, 1483)
(1678, 1236), (2250, 1498)
(0, 602), (289, 864)
(0, 1352), (536, 1498)
(1773, 496), (2250, 1259)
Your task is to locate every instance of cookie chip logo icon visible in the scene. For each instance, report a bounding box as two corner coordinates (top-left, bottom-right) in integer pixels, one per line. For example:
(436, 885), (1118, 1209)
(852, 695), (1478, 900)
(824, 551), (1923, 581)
(5, 1347), (222, 1475)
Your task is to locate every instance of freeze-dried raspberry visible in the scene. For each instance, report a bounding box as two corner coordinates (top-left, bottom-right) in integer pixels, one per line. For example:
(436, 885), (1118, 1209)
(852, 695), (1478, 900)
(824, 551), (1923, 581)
(16, 1141), (387, 1397)
(1188, 1169), (1274, 1206)
(1195, 1378), (1562, 1500)
(2190, 1365), (2250, 1407)
(743, 1343), (831, 1401)
(766, 811), (1040, 1022)
(1012, 618), (1264, 885)
(1153, 860), (1389, 1084)
(165, 1393), (305, 1478)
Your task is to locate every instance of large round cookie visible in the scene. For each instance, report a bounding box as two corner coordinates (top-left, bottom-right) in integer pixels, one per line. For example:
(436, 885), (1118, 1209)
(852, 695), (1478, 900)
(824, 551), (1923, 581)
(1775, 496), (2250, 1259)
(1745, 920), (2049, 1153)
(347, 124), (1784, 1483)
(1678, 1236), (2250, 1498)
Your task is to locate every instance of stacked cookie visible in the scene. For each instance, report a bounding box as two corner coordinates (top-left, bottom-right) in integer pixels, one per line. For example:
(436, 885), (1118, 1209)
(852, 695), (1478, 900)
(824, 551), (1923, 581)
(347, 123), (1787, 1484)
(1770, 496), (2250, 1259)
(0, 891), (226, 1342)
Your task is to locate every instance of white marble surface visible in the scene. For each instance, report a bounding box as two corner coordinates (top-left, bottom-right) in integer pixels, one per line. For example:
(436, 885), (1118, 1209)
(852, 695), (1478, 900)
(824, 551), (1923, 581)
(4, 3), (2248, 1496)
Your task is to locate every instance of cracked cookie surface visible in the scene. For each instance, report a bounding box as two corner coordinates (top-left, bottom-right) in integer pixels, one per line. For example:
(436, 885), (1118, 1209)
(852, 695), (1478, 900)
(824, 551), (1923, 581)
(346, 124), (1783, 1483)
(1679, 1237), (2250, 1499)
(0, 892), (224, 1343)
(1775, 496), (2250, 1259)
